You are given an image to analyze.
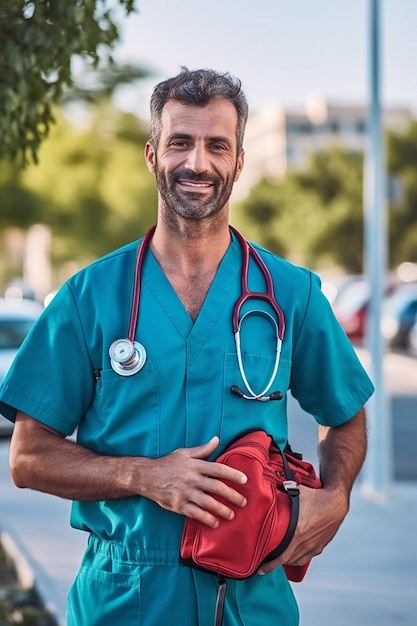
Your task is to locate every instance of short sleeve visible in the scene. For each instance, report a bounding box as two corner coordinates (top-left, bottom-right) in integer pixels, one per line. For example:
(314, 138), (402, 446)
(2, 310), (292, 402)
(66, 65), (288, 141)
(0, 283), (95, 435)
(290, 272), (374, 426)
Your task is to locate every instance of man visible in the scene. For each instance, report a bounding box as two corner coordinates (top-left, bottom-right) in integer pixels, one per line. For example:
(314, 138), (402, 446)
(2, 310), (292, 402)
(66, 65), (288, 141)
(0, 68), (374, 625)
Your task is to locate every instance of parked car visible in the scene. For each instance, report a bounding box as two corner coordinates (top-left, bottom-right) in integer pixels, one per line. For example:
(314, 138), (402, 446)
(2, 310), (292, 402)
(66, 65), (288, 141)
(321, 274), (362, 305)
(0, 297), (44, 436)
(380, 283), (417, 349)
(333, 277), (401, 342)
(332, 278), (369, 340)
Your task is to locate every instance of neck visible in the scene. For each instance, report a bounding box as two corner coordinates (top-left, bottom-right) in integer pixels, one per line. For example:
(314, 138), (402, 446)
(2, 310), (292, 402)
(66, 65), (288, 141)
(150, 218), (231, 277)
(148, 218), (232, 321)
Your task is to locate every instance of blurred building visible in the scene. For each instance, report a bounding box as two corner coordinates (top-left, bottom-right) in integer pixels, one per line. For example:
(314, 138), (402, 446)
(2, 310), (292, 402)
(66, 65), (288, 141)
(233, 98), (412, 199)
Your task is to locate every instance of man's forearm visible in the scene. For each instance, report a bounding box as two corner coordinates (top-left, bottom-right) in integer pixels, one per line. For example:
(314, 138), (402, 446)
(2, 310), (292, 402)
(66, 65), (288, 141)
(10, 412), (248, 528)
(318, 408), (367, 499)
(10, 412), (150, 501)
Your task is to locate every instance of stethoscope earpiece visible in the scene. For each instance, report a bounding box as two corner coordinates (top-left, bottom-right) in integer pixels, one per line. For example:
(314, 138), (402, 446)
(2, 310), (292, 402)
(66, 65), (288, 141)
(230, 385), (283, 402)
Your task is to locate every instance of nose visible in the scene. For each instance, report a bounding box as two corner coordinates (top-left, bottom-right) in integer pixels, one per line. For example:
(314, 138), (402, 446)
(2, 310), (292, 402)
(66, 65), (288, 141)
(185, 143), (209, 174)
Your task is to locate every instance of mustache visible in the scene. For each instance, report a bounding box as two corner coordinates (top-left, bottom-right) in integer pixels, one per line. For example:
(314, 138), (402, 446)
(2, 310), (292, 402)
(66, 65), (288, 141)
(173, 168), (216, 183)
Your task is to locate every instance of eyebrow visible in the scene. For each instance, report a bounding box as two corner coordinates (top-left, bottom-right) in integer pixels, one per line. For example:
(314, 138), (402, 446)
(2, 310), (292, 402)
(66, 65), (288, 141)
(167, 133), (191, 140)
(166, 133), (233, 147)
(209, 135), (233, 147)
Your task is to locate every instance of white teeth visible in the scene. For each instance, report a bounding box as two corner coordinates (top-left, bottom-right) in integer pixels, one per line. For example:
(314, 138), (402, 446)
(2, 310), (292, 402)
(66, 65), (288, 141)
(181, 181), (211, 188)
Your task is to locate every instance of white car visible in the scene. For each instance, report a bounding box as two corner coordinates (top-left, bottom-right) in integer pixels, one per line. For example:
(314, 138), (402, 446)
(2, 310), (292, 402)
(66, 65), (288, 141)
(0, 297), (44, 436)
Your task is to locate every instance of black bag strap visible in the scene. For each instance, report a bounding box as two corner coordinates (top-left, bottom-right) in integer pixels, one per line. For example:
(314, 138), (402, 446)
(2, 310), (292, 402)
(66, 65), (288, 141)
(263, 443), (300, 562)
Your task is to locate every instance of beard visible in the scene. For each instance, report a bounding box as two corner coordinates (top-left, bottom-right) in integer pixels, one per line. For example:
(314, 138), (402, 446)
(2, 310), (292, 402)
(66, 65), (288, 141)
(154, 162), (238, 222)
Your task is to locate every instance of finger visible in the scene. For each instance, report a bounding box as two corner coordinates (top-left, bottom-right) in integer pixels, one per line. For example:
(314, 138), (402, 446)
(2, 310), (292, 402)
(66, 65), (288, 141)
(194, 491), (238, 522)
(257, 539), (323, 575)
(206, 459), (248, 486)
(185, 436), (220, 460)
(200, 475), (248, 508)
(183, 502), (222, 529)
(184, 489), (245, 528)
(179, 438), (248, 485)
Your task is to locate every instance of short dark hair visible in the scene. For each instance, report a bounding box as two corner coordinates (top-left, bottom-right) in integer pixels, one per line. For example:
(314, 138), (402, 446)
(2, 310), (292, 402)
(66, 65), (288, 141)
(149, 67), (248, 152)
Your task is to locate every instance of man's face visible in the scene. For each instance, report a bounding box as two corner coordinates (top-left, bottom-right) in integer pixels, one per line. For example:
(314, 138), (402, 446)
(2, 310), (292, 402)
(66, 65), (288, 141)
(145, 99), (244, 222)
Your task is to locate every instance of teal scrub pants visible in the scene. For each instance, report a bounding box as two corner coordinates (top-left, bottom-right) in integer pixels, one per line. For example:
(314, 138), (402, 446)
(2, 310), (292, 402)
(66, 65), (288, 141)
(66, 535), (299, 626)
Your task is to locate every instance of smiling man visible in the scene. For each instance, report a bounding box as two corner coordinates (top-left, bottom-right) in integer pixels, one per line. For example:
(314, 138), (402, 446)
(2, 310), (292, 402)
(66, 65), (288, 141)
(146, 98), (244, 225)
(0, 68), (374, 626)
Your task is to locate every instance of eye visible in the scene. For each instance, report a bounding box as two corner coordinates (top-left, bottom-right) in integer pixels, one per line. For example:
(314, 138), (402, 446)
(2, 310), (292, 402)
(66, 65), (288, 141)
(168, 137), (190, 149)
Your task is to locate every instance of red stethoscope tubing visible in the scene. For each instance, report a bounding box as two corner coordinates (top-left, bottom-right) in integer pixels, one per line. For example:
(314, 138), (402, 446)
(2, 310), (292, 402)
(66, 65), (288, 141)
(229, 226), (285, 340)
(128, 224), (285, 343)
(128, 225), (156, 342)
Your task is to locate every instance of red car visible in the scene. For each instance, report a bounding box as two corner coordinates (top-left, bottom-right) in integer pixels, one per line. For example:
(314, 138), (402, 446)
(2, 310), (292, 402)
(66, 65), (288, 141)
(333, 278), (400, 342)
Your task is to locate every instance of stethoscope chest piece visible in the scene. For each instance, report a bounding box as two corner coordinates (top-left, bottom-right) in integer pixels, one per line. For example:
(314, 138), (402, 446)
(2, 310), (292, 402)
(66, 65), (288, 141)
(109, 338), (147, 376)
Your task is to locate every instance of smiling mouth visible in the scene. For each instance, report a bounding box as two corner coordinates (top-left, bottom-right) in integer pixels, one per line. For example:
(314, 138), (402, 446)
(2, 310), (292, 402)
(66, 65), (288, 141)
(179, 180), (213, 189)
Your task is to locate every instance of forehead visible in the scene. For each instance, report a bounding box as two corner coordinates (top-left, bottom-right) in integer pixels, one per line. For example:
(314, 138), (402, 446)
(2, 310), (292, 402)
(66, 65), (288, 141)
(160, 98), (239, 141)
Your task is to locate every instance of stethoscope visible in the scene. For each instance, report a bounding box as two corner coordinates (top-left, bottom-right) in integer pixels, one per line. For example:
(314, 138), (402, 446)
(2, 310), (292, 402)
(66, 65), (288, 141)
(109, 225), (285, 401)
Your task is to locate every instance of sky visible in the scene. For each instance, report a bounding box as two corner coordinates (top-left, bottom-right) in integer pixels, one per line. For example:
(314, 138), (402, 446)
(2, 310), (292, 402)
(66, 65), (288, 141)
(112, 0), (417, 121)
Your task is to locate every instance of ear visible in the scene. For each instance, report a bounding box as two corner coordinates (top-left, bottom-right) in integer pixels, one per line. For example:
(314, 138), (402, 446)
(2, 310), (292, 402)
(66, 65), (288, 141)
(234, 150), (245, 182)
(144, 142), (156, 174)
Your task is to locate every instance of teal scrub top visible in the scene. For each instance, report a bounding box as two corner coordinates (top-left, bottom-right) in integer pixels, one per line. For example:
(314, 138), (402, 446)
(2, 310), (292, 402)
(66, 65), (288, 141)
(0, 231), (374, 625)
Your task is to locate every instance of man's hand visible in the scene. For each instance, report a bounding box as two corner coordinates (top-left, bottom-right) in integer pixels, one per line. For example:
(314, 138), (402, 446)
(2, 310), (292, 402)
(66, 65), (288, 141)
(257, 485), (348, 574)
(257, 409), (367, 575)
(144, 436), (248, 528)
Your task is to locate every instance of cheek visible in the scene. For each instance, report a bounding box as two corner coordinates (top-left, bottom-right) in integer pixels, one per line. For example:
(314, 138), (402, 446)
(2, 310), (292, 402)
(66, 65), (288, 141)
(157, 155), (183, 176)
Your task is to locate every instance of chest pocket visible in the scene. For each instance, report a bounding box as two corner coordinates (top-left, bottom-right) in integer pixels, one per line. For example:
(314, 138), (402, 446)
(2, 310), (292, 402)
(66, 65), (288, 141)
(80, 362), (160, 458)
(220, 352), (291, 448)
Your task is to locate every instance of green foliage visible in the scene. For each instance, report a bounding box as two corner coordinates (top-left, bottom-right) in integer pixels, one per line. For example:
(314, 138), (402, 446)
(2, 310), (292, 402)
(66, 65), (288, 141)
(239, 123), (417, 272)
(301, 149), (364, 271)
(235, 178), (288, 257)
(0, 160), (47, 227)
(387, 121), (417, 264)
(0, 0), (137, 165)
(62, 62), (149, 104)
(237, 147), (364, 271)
(0, 104), (156, 287)
(19, 106), (157, 269)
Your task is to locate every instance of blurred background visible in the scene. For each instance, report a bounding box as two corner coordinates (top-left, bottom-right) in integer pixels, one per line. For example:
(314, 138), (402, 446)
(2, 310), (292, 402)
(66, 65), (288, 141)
(0, 4), (416, 624)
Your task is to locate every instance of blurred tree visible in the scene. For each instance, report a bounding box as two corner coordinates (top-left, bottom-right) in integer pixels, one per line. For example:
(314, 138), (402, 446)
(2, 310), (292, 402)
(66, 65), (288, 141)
(0, 160), (47, 228)
(237, 147), (364, 272)
(0, 0), (138, 165)
(299, 148), (364, 272)
(62, 62), (149, 105)
(235, 178), (288, 257)
(21, 106), (157, 271)
(387, 120), (417, 265)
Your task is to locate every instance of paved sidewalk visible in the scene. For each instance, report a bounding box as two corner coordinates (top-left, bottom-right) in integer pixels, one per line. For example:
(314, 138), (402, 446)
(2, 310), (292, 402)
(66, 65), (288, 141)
(0, 456), (86, 625)
(1, 439), (416, 626)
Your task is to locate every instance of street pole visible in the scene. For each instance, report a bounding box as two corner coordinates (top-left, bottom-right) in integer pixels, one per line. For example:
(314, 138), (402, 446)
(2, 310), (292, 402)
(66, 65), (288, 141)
(361, 0), (393, 500)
